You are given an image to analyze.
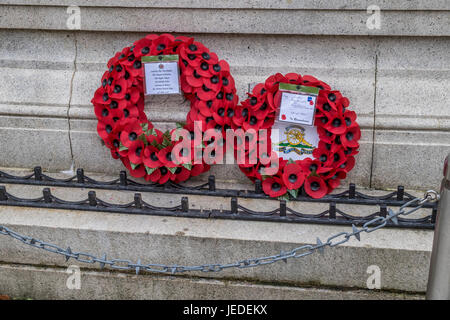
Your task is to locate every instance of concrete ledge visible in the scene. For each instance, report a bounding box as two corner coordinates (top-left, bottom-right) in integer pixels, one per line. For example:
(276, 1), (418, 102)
(0, 4), (449, 36)
(0, 263), (424, 300)
(2, 0), (449, 11)
(0, 191), (433, 293)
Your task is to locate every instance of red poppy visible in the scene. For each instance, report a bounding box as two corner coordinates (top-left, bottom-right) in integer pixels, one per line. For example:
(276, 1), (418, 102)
(325, 169), (347, 189)
(120, 120), (144, 147)
(158, 167), (173, 184)
(341, 124), (361, 148)
(92, 87), (110, 105)
(171, 166), (191, 183)
(338, 156), (355, 172)
(262, 176), (287, 198)
(142, 146), (161, 168)
(128, 140), (145, 165)
(121, 157), (146, 178)
(144, 167), (161, 182)
(133, 38), (152, 58)
(158, 146), (177, 168)
(304, 176), (327, 199)
(97, 117), (116, 141)
(282, 163), (306, 190)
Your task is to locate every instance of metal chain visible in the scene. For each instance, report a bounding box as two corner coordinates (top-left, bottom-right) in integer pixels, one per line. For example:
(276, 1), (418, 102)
(0, 190), (440, 275)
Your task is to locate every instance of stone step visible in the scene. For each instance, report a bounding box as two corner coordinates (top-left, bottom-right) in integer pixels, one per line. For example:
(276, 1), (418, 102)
(0, 183), (433, 296)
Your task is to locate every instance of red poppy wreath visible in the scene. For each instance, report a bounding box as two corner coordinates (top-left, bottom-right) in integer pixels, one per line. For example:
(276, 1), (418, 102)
(91, 34), (238, 184)
(233, 73), (361, 199)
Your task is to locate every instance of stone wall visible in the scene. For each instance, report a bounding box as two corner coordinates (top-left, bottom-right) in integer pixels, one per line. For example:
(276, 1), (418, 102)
(0, 1), (449, 190)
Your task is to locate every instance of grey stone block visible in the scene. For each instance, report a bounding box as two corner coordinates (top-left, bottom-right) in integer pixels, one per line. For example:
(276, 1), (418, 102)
(0, 263), (424, 300)
(0, 202), (434, 292)
(0, 4), (449, 36)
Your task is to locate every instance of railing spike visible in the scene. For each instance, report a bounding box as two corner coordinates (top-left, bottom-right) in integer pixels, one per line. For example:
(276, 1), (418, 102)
(231, 197), (238, 213)
(329, 202), (336, 219)
(181, 197), (189, 212)
(88, 191), (97, 206)
(43, 188), (52, 203)
(134, 193), (142, 209)
(280, 200), (287, 217)
(76, 168), (85, 184)
(119, 171), (127, 186)
(397, 186), (405, 201)
(0, 186), (8, 201)
(34, 167), (42, 181)
(208, 175), (216, 192)
(349, 183), (356, 199)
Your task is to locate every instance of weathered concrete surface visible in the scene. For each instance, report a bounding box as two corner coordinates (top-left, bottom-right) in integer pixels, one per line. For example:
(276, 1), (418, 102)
(0, 186), (434, 293)
(0, 4), (449, 36)
(0, 263), (424, 300)
(1, 19), (449, 189)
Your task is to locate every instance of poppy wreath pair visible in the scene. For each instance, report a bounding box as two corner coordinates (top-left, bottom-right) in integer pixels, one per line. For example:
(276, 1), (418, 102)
(92, 34), (361, 198)
(91, 34), (238, 184)
(234, 73), (361, 199)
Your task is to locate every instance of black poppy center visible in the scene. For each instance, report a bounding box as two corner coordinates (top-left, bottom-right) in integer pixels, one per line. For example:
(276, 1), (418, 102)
(213, 64), (221, 72)
(113, 140), (119, 148)
(332, 119), (342, 127)
(242, 108), (249, 118)
(133, 61), (141, 69)
(150, 152), (158, 161)
(110, 101), (118, 109)
(227, 109), (234, 117)
(226, 93), (233, 101)
(189, 44), (197, 51)
(129, 132), (137, 141)
(328, 93), (336, 102)
(166, 152), (172, 162)
(319, 155), (327, 162)
(249, 116), (257, 125)
(102, 108), (109, 117)
(345, 117), (352, 126)
(250, 97), (257, 106)
(216, 92), (223, 99)
(346, 132), (354, 141)
(309, 164), (318, 172)
(157, 44), (166, 51)
(160, 167), (168, 175)
(135, 147), (142, 157)
(201, 62), (209, 71)
(310, 181), (320, 191)
(114, 85), (121, 93)
(218, 108), (225, 117)
(288, 174), (297, 183)
(202, 52), (210, 60)
(323, 103), (331, 112)
(102, 93), (109, 102)
(222, 77), (229, 86)
(210, 75), (219, 84)
(271, 182), (281, 191)
(105, 125), (112, 134)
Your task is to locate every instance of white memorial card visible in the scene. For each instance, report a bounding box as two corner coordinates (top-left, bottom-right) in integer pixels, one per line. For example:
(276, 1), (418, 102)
(277, 83), (320, 126)
(142, 55), (181, 95)
(270, 122), (319, 161)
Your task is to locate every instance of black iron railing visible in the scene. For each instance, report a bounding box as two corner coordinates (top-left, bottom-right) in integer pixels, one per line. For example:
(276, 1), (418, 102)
(0, 167), (437, 229)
